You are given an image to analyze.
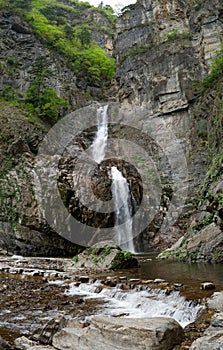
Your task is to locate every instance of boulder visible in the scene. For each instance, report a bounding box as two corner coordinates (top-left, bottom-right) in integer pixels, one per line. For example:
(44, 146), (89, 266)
(52, 316), (184, 350)
(190, 312), (223, 349)
(32, 317), (67, 345)
(72, 241), (138, 271)
(200, 282), (215, 290)
(207, 292), (223, 312)
(15, 336), (38, 349)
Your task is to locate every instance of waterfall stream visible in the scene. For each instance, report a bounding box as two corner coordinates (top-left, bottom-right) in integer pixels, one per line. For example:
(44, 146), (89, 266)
(90, 105), (108, 163)
(111, 166), (135, 253)
(90, 105), (135, 252)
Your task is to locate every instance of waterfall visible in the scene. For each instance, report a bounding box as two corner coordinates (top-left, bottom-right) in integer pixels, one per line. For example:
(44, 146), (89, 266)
(90, 105), (135, 252)
(90, 105), (108, 163)
(111, 166), (135, 253)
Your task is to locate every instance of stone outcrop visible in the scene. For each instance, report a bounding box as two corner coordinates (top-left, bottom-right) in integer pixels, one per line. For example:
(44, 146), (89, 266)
(52, 316), (184, 350)
(114, 0), (223, 106)
(32, 317), (68, 345)
(159, 174), (223, 262)
(72, 241), (138, 271)
(190, 312), (223, 349)
(207, 291), (223, 312)
(15, 335), (54, 350)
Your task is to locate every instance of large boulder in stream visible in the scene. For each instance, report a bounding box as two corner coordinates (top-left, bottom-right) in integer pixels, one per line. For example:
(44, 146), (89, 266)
(52, 316), (184, 350)
(71, 241), (138, 272)
(190, 312), (223, 350)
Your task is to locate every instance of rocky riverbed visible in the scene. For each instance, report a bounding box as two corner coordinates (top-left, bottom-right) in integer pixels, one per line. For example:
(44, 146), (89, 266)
(0, 253), (223, 349)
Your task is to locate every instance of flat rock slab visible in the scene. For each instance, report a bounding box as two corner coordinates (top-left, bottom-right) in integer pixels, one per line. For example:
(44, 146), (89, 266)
(53, 316), (184, 350)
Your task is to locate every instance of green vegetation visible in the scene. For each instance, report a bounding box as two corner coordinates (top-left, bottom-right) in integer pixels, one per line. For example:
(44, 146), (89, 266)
(1, 86), (20, 102)
(120, 45), (151, 63)
(202, 55), (223, 89)
(192, 215), (214, 233)
(26, 56), (68, 123)
(8, 0), (115, 86)
(111, 251), (133, 269)
(0, 0), (115, 122)
(0, 0), (8, 9)
(199, 45), (223, 91)
(163, 29), (192, 42)
(197, 152), (223, 198)
(73, 255), (79, 263)
(0, 56), (68, 124)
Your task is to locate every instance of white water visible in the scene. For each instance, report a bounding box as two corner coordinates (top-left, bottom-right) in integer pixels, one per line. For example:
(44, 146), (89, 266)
(90, 105), (108, 163)
(65, 280), (204, 328)
(90, 105), (135, 252)
(111, 166), (135, 252)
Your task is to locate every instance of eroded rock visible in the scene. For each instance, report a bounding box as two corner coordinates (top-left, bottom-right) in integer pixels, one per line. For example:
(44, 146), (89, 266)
(190, 312), (223, 349)
(52, 316), (184, 350)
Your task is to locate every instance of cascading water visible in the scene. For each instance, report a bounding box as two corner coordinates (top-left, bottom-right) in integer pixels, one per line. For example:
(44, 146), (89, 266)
(90, 105), (108, 163)
(63, 279), (205, 328)
(111, 166), (135, 253)
(90, 105), (135, 252)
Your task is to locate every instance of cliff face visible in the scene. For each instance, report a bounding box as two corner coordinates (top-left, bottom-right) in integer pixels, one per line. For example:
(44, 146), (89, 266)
(0, 1), (114, 110)
(113, 0), (223, 259)
(0, 0), (223, 257)
(114, 0), (223, 105)
(0, 1), (115, 256)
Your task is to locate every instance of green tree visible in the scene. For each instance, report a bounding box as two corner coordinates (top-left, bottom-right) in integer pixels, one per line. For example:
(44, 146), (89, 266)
(26, 56), (50, 107)
(26, 56), (68, 123)
(38, 87), (68, 121)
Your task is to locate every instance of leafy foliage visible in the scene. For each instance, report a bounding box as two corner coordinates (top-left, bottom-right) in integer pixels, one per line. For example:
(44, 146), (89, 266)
(111, 251), (134, 269)
(1, 86), (19, 102)
(9, 0), (115, 86)
(199, 47), (223, 91)
(26, 56), (68, 123)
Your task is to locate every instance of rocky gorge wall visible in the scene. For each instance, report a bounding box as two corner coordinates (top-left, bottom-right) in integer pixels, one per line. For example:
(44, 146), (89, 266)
(113, 0), (223, 258)
(0, 0), (223, 257)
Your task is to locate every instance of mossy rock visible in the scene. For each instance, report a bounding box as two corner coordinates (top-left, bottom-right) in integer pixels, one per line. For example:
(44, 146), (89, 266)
(72, 241), (138, 271)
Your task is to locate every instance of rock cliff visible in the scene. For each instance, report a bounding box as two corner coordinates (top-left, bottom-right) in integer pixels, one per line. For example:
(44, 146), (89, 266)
(112, 0), (223, 258)
(0, 0), (223, 258)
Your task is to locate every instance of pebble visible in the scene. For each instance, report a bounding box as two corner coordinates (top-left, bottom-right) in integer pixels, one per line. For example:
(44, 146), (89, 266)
(129, 278), (141, 283)
(154, 278), (166, 283)
(200, 282), (215, 290)
(174, 283), (184, 289)
(79, 276), (89, 283)
(11, 255), (24, 260)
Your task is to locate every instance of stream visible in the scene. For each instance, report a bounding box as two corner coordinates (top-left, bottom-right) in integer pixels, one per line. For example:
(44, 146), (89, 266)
(1, 255), (223, 345)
